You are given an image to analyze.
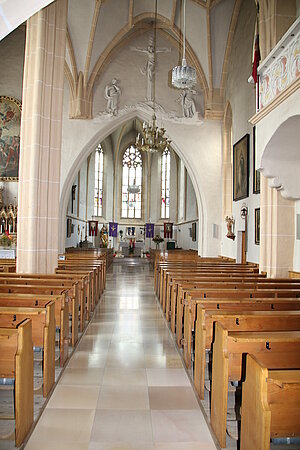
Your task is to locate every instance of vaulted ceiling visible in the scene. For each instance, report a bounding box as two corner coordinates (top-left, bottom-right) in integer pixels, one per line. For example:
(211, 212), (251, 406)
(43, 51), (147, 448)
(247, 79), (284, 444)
(0, 0), (243, 120)
(65, 0), (240, 119)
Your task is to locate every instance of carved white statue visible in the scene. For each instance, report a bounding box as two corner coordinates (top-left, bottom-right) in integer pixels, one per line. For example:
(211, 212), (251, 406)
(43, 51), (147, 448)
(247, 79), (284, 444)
(105, 78), (121, 115)
(131, 37), (171, 101)
(177, 89), (197, 118)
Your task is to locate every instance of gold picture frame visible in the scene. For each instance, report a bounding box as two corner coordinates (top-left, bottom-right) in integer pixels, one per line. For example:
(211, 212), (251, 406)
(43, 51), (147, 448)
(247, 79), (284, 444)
(233, 133), (249, 201)
(0, 96), (22, 181)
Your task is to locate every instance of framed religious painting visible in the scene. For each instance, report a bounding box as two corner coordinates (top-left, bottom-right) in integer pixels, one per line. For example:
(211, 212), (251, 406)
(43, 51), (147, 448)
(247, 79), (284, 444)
(233, 133), (249, 201)
(66, 218), (72, 238)
(255, 208), (260, 245)
(191, 222), (196, 242)
(0, 96), (22, 181)
(253, 126), (260, 194)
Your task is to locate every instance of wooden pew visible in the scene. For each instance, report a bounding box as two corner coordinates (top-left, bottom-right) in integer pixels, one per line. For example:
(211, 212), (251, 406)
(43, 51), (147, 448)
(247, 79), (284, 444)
(193, 306), (300, 399)
(0, 302), (55, 396)
(57, 263), (99, 313)
(181, 283), (300, 366)
(55, 268), (93, 326)
(158, 264), (259, 303)
(160, 266), (262, 309)
(210, 323), (300, 447)
(176, 287), (300, 350)
(0, 287), (70, 366)
(0, 274), (81, 344)
(0, 319), (33, 447)
(240, 354), (300, 450)
(165, 273), (267, 319)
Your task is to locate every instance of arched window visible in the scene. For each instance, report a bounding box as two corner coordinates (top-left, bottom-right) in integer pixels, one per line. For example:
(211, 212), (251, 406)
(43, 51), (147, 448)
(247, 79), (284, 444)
(94, 144), (104, 216)
(122, 145), (142, 219)
(161, 149), (170, 219)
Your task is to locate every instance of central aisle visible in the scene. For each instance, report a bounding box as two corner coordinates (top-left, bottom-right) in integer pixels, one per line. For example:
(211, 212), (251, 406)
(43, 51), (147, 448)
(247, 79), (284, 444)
(25, 258), (217, 450)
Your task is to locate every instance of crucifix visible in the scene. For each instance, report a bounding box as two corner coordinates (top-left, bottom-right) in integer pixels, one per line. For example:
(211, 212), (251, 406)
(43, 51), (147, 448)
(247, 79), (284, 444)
(131, 36), (171, 102)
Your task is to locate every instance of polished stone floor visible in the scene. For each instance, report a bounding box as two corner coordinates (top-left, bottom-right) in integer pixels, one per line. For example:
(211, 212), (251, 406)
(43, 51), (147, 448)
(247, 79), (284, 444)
(25, 258), (218, 450)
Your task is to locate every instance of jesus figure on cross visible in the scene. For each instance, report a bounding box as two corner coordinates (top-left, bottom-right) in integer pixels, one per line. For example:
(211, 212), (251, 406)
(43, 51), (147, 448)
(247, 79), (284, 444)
(131, 36), (171, 102)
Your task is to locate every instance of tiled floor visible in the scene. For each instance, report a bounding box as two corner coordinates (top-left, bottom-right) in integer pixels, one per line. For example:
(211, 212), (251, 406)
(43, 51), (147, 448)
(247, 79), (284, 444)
(25, 258), (218, 450)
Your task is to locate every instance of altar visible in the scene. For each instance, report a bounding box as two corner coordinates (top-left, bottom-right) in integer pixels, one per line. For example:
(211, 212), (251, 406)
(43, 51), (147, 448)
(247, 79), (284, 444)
(119, 241), (143, 257)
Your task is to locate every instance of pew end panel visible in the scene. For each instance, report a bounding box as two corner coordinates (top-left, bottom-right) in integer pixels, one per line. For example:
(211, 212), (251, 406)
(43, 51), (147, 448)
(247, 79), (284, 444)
(241, 354), (300, 450)
(0, 319), (34, 447)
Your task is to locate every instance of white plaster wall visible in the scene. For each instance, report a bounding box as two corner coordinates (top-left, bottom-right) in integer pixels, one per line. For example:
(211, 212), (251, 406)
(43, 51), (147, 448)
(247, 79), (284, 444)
(92, 31), (204, 119)
(0, 27), (25, 100)
(186, 171), (197, 220)
(295, 200), (300, 271)
(165, 119), (222, 257)
(210, 0), (235, 87)
(177, 221), (198, 251)
(65, 216), (86, 248)
(222, 0), (259, 263)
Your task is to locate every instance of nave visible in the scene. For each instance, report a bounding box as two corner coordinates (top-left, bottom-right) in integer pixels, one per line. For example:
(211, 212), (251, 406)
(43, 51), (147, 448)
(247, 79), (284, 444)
(24, 259), (217, 450)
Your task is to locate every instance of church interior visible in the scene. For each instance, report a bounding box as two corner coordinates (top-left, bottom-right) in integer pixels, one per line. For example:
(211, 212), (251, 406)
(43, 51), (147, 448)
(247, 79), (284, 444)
(0, 0), (300, 449)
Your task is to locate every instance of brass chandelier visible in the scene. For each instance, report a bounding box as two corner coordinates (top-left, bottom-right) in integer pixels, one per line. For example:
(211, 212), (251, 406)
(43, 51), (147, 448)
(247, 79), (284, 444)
(135, 0), (171, 154)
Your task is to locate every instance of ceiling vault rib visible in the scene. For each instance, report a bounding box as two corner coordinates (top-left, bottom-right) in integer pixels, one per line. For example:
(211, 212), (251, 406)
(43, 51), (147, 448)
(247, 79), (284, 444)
(129, 0), (134, 28)
(84, 0), (102, 85)
(170, 0), (177, 28)
(220, 0), (242, 99)
(66, 27), (78, 83)
(87, 19), (209, 111)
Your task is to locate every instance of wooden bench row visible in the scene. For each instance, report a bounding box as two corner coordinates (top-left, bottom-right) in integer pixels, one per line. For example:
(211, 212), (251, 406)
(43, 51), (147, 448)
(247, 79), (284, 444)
(0, 253), (107, 446)
(153, 258), (300, 449)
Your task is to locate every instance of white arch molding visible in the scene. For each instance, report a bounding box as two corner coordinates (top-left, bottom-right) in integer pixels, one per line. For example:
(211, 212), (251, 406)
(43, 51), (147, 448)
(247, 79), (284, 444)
(59, 109), (206, 256)
(260, 115), (300, 200)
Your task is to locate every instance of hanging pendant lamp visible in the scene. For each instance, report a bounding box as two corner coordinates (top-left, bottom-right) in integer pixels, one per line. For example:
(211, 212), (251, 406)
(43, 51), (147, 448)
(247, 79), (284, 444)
(172, 0), (196, 89)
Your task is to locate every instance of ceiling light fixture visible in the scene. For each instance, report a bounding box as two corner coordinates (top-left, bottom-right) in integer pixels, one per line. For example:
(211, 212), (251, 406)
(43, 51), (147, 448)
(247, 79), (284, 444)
(135, 0), (171, 153)
(172, 0), (196, 89)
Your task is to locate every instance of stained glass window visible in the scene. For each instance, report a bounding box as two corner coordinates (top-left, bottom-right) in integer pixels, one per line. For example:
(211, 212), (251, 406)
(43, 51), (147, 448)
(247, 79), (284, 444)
(161, 149), (170, 219)
(94, 144), (104, 216)
(122, 145), (142, 219)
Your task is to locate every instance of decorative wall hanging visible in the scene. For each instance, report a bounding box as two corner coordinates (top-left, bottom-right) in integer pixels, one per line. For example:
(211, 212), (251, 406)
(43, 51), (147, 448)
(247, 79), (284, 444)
(164, 222), (173, 239)
(89, 220), (98, 236)
(109, 222), (118, 237)
(0, 96), (21, 181)
(146, 223), (154, 238)
(233, 133), (249, 201)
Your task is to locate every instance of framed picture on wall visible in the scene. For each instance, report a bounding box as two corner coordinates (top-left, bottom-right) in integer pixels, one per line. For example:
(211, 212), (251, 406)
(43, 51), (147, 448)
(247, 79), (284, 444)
(0, 96), (22, 181)
(233, 133), (249, 201)
(253, 126), (261, 194)
(192, 222), (196, 241)
(67, 218), (72, 238)
(255, 208), (260, 245)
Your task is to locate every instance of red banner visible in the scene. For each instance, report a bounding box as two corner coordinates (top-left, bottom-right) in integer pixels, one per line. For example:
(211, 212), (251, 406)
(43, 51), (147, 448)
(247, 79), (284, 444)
(164, 222), (173, 239)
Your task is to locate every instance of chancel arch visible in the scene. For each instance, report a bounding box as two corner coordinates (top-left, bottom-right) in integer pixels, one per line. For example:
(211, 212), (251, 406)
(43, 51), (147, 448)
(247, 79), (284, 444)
(59, 111), (205, 255)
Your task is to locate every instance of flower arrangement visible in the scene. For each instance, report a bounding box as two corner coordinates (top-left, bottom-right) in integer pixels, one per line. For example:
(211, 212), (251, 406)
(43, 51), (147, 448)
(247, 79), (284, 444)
(0, 231), (13, 247)
(152, 234), (164, 249)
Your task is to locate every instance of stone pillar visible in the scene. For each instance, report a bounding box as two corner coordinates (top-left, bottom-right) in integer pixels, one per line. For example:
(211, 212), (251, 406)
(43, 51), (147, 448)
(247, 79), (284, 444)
(222, 103), (232, 218)
(260, 175), (295, 277)
(259, 0), (296, 60)
(17, 0), (68, 273)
